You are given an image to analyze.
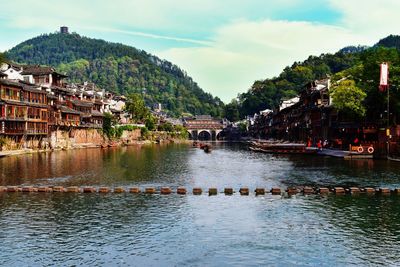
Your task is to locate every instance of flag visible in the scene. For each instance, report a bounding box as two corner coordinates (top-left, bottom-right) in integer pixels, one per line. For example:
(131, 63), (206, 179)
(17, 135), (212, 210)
(379, 62), (389, 92)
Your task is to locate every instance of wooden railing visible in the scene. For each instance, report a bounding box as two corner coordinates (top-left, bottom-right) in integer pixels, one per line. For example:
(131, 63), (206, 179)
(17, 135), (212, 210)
(0, 115), (27, 121)
(26, 129), (48, 134)
(48, 117), (80, 126)
(2, 129), (25, 134)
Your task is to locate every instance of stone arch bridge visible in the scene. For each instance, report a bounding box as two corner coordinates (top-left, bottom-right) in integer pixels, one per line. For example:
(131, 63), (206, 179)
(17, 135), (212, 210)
(187, 128), (223, 141)
(183, 116), (224, 141)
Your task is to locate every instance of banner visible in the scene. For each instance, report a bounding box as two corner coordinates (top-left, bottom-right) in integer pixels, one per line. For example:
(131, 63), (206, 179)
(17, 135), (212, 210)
(379, 62), (389, 92)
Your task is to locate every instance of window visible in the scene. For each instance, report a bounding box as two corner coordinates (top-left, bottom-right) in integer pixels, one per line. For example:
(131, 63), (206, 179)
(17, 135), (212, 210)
(28, 108), (41, 120)
(4, 88), (20, 100)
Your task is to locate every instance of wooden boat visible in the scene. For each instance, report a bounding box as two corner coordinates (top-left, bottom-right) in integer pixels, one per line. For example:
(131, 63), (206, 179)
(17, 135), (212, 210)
(203, 144), (212, 153)
(249, 142), (317, 155)
(317, 146), (374, 159)
(388, 156), (400, 162)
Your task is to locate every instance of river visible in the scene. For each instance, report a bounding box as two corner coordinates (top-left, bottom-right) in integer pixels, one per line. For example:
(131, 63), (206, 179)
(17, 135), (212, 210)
(1, 143), (400, 266)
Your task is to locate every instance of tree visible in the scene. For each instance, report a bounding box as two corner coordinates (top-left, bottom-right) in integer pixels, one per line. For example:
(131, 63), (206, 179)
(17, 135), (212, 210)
(102, 112), (116, 138)
(0, 52), (7, 64)
(158, 122), (174, 132)
(224, 99), (240, 122)
(331, 79), (367, 118)
(145, 114), (157, 131)
(125, 93), (149, 122)
(359, 47), (400, 123)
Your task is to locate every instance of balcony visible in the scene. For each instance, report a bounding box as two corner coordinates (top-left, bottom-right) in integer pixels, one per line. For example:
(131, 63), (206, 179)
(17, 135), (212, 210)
(1, 129), (25, 135)
(0, 115), (27, 121)
(26, 129), (48, 135)
(0, 96), (21, 102)
(27, 116), (48, 122)
(48, 117), (80, 126)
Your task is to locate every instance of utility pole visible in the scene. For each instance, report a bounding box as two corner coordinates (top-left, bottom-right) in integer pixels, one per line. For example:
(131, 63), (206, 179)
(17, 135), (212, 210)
(387, 84), (390, 158)
(380, 62), (390, 159)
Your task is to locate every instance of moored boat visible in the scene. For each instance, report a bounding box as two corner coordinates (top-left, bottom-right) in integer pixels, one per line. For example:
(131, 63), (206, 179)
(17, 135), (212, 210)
(203, 144), (212, 153)
(249, 142), (317, 154)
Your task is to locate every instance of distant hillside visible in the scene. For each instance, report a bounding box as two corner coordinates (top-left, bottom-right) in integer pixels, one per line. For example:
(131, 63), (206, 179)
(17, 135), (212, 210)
(376, 35), (400, 50)
(224, 35), (400, 121)
(231, 51), (358, 119)
(6, 32), (224, 117)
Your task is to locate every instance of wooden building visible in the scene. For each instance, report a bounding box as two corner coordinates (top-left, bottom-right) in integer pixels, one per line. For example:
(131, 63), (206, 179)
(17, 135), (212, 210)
(0, 79), (48, 144)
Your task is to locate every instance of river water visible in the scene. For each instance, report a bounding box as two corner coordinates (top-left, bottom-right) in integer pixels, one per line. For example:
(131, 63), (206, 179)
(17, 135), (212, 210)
(1, 143), (400, 266)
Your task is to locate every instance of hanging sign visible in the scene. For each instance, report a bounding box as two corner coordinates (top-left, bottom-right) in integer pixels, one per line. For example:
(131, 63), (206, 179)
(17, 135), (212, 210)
(379, 62), (389, 92)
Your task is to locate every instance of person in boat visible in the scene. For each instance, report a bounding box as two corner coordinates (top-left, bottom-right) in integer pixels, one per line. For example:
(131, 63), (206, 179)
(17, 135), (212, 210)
(307, 138), (312, 147)
(353, 137), (359, 146)
(317, 139), (322, 150)
(323, 139), (328, 148)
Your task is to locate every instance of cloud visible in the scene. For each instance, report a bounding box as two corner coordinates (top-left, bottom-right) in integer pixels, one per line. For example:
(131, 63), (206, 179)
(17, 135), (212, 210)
(79, 26), (212, 46)
(159, 19), (365, 102)
(160, 1), (400, 102)
(329, 0), (400, 40)
(2, 0), (400, 103)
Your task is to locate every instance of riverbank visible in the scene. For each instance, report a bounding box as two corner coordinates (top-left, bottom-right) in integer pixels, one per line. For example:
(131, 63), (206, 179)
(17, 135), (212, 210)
(0, 131), (191, 158)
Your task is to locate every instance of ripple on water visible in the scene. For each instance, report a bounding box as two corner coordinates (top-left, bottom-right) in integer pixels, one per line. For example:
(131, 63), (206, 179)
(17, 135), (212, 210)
(1, 193), (400, 266)
(1, 144), (400, 266)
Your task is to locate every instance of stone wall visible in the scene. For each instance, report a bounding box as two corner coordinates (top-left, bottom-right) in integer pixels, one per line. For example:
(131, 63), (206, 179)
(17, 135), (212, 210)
(49, 129), (105, 149)
(0, 128), (143, 151)
(120, 129), (141, 142)
(72, 129), (104, 144)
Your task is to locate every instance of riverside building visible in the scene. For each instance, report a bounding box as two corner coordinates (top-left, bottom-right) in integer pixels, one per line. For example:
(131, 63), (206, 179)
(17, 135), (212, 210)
(0, 64), (126, 149)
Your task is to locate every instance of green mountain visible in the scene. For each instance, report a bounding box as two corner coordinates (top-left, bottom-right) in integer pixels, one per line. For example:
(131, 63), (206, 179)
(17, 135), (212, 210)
(225, 35), (400, 122)
(376, 35), (400, 50)
(5, 32), (224, 117)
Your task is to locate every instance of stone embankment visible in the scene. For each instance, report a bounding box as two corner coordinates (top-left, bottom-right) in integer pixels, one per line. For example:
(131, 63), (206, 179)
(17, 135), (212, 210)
(0, 128), (189, 157)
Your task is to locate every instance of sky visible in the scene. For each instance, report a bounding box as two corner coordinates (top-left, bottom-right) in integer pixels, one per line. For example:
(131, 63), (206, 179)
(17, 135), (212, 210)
(1, 0), (400, 102)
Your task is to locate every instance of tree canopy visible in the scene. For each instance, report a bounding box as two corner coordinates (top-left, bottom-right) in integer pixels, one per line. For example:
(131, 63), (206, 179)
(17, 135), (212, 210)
(124, 93), (149, 123)
(234, 51), (358, 118)
(0, 52), (7, 63)
(330, 79), (366, 118)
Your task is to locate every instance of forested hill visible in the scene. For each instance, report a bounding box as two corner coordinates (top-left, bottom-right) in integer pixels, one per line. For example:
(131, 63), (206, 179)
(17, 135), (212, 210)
(223, 35), (400, 121)
(376, 35), (400, 50)
(6, 32), (224, 117)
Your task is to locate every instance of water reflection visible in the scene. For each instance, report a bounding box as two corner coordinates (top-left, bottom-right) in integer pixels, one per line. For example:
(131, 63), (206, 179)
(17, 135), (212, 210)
(2, 143), (400, 189)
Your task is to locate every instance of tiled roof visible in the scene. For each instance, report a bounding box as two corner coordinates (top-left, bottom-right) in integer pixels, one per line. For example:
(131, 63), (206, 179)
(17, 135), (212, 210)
(71, 99), (93, 108)
(25, 102), (48, 108)
(59, 105), (81, 115)
(47, 94), (58, 100)
(81, 113), (92, 118)
(21, 84), (46, 94)
(21, 65), (67, 77)
(91, 110), (104, 117)
(51, 86), (74, 95)
(0, 79), (23, 88)
(0, 99), (26, 106)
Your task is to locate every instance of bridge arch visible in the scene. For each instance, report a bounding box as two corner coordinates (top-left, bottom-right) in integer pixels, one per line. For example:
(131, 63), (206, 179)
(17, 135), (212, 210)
(198, 130), (211, 141)
(215, 130), (223, 140)
(187, 131), (193, 140)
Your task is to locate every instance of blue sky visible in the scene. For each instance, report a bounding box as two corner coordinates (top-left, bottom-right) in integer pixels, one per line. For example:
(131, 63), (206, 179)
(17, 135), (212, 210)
(1, 0), (399, 102)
